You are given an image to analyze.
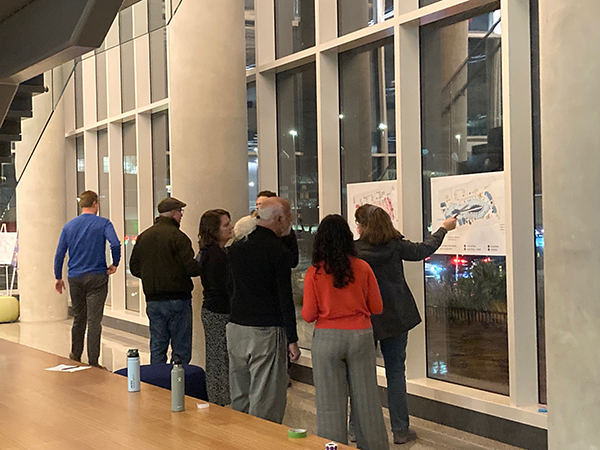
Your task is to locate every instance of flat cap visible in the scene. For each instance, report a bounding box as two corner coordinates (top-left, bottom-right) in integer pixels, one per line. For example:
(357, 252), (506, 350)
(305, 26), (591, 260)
(157, 197), (186, 213)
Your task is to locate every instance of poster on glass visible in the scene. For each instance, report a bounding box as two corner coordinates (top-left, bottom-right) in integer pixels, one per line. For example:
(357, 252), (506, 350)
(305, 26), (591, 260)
(346, 180), (398, 239)
(430, 172), (505, 256)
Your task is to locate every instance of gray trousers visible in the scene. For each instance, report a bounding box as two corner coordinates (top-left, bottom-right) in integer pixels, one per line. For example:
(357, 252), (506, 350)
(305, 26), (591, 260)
(312, 328), (389, 450)
(226, 323), (288, 423)
(68, 273), (109, 365)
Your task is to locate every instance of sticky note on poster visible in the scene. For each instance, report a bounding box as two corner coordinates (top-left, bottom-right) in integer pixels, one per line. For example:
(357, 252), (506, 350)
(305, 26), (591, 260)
(346, 180), (399, 239)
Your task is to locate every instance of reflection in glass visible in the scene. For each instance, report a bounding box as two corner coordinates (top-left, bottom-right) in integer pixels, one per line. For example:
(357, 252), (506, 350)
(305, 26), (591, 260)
(275, 0), (315, 58)
(245, 0), (256, 69)
(276, 64), (318, 350)
(123, 121), (140, 312)
(338, 0), (394, 36)
(152, 111), (170, 214)
(339, 39), (395, 218)
(530, 0), (545, 404)
(76, 135), (85, 214)
(247, 83), (258, 212)
(97, 129), (111, 306)
(421, 11), (508, 395)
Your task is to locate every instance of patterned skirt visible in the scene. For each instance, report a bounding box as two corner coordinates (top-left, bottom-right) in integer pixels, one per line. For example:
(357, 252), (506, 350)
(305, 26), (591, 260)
(201, 307), (231, 406)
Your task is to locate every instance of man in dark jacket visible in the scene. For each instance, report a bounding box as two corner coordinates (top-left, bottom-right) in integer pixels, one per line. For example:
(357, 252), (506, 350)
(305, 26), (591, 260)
(130, 197), (202, 364)
(227, 197), (301, 424)
(255, 190), (299, 268)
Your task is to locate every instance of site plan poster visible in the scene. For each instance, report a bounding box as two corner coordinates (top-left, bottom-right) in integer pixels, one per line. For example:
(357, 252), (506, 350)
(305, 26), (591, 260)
(430, 171), (506, 256)
(346, 180), (398, 239)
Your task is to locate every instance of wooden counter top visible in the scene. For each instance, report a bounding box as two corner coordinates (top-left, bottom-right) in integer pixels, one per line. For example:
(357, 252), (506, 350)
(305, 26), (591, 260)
(0, 338), (347, 450)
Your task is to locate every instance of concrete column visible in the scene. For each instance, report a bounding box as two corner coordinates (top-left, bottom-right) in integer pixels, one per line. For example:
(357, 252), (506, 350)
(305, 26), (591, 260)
(16, 72), (68, 322)
(540, 1), (600, 448)
(168, 0), (248, 367)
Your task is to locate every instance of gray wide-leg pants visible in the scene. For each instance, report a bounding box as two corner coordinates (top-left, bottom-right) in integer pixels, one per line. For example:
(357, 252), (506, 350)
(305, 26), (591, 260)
(312, 328), (388, 450)
(226, 323), (288, 424)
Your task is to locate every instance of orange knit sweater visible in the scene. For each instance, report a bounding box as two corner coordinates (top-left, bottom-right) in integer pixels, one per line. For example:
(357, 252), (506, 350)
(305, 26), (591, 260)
(302, 257), (383, 330)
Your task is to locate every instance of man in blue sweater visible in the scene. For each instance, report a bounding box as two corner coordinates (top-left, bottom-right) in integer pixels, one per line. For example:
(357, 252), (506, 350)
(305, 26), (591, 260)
(54, 190), (121, 367)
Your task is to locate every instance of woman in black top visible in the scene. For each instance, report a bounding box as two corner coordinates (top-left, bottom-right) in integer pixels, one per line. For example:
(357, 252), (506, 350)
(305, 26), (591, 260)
(350, 204), (456, 444)
(199, 209), (233, 406)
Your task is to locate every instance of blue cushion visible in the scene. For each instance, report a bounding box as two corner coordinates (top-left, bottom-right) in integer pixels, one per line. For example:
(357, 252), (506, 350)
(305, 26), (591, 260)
(115, 364), (208, 401)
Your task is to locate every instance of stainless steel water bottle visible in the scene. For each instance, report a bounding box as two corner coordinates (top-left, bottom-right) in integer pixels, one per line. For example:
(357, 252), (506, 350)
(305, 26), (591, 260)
(127, 348), (140, 392)
(171, 357), (185, 411)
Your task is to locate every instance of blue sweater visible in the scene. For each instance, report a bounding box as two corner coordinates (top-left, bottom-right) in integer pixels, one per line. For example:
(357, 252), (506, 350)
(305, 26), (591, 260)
(54, 214), (121, 279)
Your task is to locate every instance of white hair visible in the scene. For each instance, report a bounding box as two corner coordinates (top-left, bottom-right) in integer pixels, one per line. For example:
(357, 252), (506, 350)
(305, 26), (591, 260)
(257, 202), (284, 222)
(234, 215), (258, 241)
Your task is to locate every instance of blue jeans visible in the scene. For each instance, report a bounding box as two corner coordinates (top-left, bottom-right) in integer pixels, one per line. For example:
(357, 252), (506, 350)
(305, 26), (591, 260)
(146, 299), (192, 364)
(350, 332), (409, 436)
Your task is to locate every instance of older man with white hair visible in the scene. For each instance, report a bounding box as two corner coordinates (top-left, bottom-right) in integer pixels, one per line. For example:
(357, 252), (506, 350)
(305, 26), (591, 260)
(227, 197), (301, 424)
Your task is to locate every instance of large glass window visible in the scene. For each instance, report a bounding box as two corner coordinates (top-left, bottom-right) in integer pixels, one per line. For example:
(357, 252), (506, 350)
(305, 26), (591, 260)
(149, 0), (168, 102)
(122, 121), (140, 312)
(97, 128), (111, 306)
(421, 11), (508, 395)
(339, 38), (395, 217)
(247, 83), (258, 212)
(338, 0), (394, 36)
(96, 51), (108, 121)
(420, 0), (441, 7)
(74, 58), (84, 129)
(76, 135), (85, 214)
(276, 63), (318, 350)
(120, 9), (136, 112)
(245, 0), (256, 69)
(275, 0), (315, 59)
(0, 155), (17, 232)
(98, 129), (110, 218)
(152, 110), (170, 213)
(530, 0), (545, 405)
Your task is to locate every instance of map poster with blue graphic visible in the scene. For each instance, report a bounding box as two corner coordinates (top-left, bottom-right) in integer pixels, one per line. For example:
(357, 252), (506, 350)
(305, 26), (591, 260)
(431, 171), (506, 256)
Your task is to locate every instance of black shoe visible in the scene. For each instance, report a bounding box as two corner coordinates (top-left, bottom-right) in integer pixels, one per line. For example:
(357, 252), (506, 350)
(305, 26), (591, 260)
(393, 429), (417, 444)
(69, 352), (81, 362)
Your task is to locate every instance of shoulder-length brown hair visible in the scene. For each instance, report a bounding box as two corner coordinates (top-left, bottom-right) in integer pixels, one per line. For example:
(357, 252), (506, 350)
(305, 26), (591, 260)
(355, 204), (402, 246)
(199, 209), (230, 249)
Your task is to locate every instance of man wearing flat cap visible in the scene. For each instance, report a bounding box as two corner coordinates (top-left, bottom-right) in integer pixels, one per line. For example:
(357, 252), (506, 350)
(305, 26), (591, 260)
(130, 197), (202, 364)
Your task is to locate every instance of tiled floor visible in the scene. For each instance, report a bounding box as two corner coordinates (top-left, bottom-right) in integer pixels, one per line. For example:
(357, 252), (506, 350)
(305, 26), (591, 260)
(0, 319), (522, 449)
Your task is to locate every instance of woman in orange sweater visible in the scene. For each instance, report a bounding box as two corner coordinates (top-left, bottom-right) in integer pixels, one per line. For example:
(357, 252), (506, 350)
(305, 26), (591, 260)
(302, 214), (388, 450)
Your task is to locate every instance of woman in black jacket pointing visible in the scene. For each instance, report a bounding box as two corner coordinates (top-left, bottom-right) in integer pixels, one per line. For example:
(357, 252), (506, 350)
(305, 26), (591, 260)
(350, 204), (456, 445)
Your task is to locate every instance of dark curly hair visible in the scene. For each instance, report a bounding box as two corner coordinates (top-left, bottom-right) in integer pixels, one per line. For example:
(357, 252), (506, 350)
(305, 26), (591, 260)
(312, 214), (356, 289)
(199, 209), (230, 249)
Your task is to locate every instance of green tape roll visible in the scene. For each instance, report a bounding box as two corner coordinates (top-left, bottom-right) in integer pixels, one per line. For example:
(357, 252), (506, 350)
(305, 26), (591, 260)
(288, 428), (307, 438)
